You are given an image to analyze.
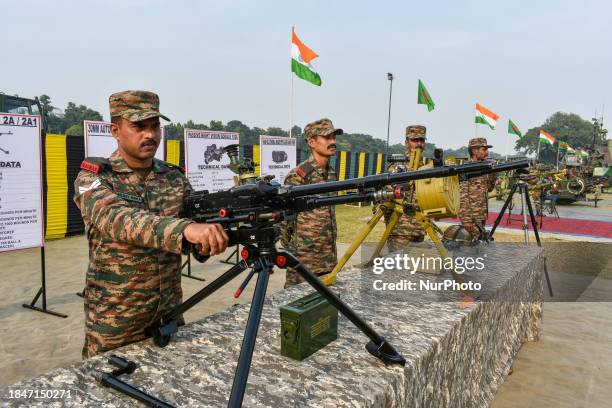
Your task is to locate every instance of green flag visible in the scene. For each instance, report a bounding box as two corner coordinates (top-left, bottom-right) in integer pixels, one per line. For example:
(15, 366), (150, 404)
(417, 79), (435, 112)
(507, 120), (522, 138)
(556, 141), (568, 151)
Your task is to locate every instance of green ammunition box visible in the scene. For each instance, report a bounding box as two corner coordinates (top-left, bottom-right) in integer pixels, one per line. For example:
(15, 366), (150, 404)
(280, 292), (338, 361)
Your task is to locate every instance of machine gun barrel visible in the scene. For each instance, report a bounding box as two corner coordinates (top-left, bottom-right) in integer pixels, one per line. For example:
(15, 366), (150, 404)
(285, 161), (491, 197)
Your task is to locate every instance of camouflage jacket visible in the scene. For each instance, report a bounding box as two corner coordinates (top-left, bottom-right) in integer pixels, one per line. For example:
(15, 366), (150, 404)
(383, 150), (425, 242)
(74, 150), (193, 356)
(458, 160), (496, 227)
(280, 155), (337, 275)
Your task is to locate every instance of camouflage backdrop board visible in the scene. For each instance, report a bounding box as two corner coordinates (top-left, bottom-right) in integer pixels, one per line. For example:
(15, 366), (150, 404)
(1, 244), (544, 407)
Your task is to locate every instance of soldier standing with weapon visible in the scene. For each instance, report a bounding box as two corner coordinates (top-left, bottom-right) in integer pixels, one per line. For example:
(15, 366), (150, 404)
(458, 138), (497, 238)
(384, 125), (427, 252)
(281, 118), (342, 287)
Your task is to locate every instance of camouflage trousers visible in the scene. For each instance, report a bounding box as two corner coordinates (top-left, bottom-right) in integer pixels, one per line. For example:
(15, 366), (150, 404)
(383, 211), (425, 253)
(82, 284), (184, 358)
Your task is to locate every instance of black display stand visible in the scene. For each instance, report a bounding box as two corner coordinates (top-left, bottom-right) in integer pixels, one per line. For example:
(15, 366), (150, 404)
(22, 247), (68, 318)
(490, 181), (554, 297)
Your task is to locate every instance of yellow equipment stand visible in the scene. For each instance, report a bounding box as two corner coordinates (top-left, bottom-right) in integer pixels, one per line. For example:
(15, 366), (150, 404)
(319, 149), (468, 293)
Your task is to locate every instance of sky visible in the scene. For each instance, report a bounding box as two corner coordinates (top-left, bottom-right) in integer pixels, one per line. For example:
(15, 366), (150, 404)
(3, 0), (611, 155)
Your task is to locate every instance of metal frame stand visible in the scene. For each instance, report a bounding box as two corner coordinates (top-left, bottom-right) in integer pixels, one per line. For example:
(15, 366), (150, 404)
(145, 226), (405, 408)
(22, 247), (68, 318)
(220, 244), (240, 265)
(490, 181), (554, 297)
(181, 253), (206, 282)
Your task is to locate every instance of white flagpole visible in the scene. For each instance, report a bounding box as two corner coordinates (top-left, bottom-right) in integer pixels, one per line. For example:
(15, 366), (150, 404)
(289, 26), (294, 138)
(289, 72), (294, 138)
(536, 137), (541, 164)
(556, 144), (560, 170)
(506, 133), (510, 160)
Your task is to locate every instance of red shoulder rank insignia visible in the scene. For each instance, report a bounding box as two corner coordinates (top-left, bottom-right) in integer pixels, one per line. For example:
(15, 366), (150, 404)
(296, 167), (306, 178)
(80, 161), (101, 174)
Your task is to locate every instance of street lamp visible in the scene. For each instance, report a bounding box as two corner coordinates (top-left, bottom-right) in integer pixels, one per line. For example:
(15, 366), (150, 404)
(385, 73), (394, 167)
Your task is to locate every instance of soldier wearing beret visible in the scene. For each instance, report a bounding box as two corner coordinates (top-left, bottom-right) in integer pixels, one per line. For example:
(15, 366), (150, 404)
(74, 90), (229, 357)
(383, 125), (427, 252)
(280, 118), (341, 287)
(458, 137), (496, 238)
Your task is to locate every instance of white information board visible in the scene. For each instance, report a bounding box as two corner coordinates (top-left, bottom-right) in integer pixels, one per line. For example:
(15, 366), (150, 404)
(184, 129), (239, 192)
(259, 135), (296, 184)
(84, 120), (165, 160)
(0, 114), (44, 252)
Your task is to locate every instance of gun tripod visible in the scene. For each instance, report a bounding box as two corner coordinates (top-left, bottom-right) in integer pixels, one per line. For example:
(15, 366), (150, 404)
(146, 225), (405, 408)
(490, 180), (554, 297)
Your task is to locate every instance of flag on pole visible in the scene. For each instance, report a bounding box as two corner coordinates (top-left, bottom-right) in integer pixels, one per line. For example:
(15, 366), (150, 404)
(566, 145), (576, 154)
(556, 141), (568, 150)
(507, 119), (522, 137)
(539, 130), (556, 145)
(417, 79), (435, 111)
(291, 27), (321, 86)
(475, 103), (499, 130)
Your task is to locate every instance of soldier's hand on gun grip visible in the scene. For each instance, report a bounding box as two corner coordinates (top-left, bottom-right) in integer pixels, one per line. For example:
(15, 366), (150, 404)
(183, 223), (229, 256)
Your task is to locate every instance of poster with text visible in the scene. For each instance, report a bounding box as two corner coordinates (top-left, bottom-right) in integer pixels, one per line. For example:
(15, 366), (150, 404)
(184, 129), (239, 192)
(0, 114), (44, 251)
(259, 135), (296, 184)
(84, 120), (165, 160)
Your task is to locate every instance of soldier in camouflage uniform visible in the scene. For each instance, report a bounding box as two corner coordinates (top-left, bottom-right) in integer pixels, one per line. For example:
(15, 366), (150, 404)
(458, 138), (496, 238)
(384, 125), (427, 252)
(280, 118), (341, 287)
(74, 90), (228, 358)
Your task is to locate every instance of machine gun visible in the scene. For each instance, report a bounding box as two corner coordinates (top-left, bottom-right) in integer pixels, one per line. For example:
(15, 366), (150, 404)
(324, 149), (528, 286)
(146, 154), (527, 408)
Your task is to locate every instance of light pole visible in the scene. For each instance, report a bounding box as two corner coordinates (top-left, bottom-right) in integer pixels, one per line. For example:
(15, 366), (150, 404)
(385, 72), (394, 167)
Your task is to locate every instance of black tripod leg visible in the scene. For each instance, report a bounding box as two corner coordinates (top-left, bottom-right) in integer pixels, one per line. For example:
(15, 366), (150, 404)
(168, 260), (250, 322)
(491, 183), (519, 237)
(149, 260), (250, 346)
(523, 186), (554, 297)
(281, 251), (406, 366)
(228, 259), (271, 408)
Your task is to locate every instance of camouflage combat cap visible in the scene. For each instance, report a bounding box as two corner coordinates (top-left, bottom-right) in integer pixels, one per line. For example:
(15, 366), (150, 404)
(304, 118), (343, 140)
(109, 90), (170, 122)
(406, 125), (427, 140)
(468, 137), (493, 149)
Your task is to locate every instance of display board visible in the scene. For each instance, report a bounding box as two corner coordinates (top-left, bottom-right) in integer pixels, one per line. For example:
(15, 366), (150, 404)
(0, 113), (44, 251)
(259, 135), (296, 184)
(84, 120), (165, 160)
(184, 129), (239, 192)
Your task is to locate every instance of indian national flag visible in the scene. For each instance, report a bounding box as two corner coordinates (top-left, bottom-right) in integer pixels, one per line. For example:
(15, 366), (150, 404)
(566, 145), (576, 154)
(475, 103), (499, 130)
(557, 141), (568, 150)
(539, 130), (556, 145)
(579, 149), (589, 157)
(291, 27), (321, 86)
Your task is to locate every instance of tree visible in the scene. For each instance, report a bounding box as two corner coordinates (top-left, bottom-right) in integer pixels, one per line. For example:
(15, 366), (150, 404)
(515, 112), (597, 164)
(65, 124), (83, 136)
(63, 102), (103, 135)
